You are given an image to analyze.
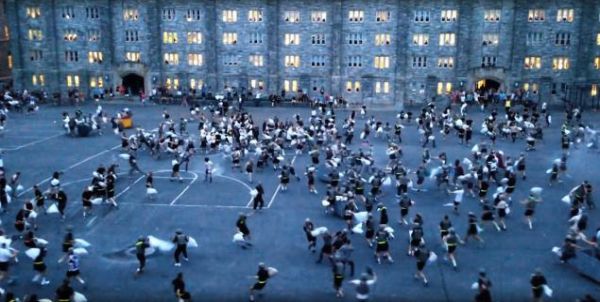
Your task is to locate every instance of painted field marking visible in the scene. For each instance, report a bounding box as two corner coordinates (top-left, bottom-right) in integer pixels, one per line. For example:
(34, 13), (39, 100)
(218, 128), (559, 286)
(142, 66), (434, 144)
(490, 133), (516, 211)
(169, 172), (199, 206)
(3, 133), (63, 151)
(266, 154), (298, 209)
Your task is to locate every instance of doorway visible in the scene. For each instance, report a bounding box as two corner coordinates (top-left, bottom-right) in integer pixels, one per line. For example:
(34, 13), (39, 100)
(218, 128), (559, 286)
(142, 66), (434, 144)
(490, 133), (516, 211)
(122, 74), (145, 95)
(476, 79), (501, 93)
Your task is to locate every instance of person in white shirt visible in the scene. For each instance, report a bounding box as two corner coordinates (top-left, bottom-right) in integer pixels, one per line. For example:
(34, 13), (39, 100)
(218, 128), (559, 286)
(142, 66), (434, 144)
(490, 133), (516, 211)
(448, 186), (464, 214)
(204, 157), (213, 183)
(349, 268), (376, 301)
(0, 242), (17, 291)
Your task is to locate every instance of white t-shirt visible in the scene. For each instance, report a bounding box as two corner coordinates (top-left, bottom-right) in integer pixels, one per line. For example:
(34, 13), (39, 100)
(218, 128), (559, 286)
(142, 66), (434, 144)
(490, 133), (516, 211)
(0, 248), (12, 262)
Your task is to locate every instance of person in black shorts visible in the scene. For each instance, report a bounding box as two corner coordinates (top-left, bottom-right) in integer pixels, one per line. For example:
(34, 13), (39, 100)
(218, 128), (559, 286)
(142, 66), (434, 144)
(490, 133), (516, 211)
(332, 261), (344, 298)
(303, 219), (316, 253)
(249, 263), (270, 302)
(464, 212), (484, 246)
(413, 243), (430, 286)
(55, 279), (74, 302)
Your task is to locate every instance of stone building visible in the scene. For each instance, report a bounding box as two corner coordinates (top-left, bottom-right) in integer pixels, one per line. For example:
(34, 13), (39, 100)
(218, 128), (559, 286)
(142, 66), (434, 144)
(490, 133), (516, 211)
(5, 0), (600, 107)
(0, 0), (12, 87)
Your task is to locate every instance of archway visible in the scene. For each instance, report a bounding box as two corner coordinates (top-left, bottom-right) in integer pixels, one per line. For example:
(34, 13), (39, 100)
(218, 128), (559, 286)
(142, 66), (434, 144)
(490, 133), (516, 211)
(122, 73), (145, 95)
(476, 78), (501, 93)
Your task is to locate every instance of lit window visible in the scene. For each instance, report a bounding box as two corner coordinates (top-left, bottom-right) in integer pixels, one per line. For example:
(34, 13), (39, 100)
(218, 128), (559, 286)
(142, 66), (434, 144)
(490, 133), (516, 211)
(482, 33), (499, 46)
(88, 30), (101, 42)
(375, 34), (391, 46)
(311, 34), (326, 45)
(285, 55), (300, 67)
(595, 57), (600, 70)
(250, 79), (264, 89)
(90, 76), (104, 88)
(524, 56), (542, 69)
(222, 10), (238, 22)
(248, 10), (263, 22)
(284, 80), (298, 92)
(3, 26), (8, 40)
(556, 9), (574, 23)
(32, 74), (45, 86)
(522, 83), (539, 93)
(437, 57), (454, 68)
(376, 10), (390, 22)
(284, 11), (300, 23)
(165, 77), (180, 90)
(188, 53), (203, 66)
(163, 32), (178, 44)
(28, 29), (43, 41)
(592, 84), (598, 96)
(284, 33), (300, 45)
(186, 9), (201, 22)
(345, 81), (361, 92)
(7, 54), (12, 69)
(348, 10), (364, 22)
(66, 75), (80, 87)
(223, 33), (238, 45)
(374, 56), (390, 69)
(62, 6), (75, 19)
(412, 34), (429, 46)
(187, 32), (202, 44)
(484, 9), (501, 22)
(412, 56), (428, 68)
(528, 9), (545, 22)
(164, 53), (179, 65)
(125, 52), (141, 63)
(64, 29), (78, 42)
(88, 51), (103, 64)
(375, 81), (390, 94)
(597, 33), (600, 45)
(552, 57), (570, 70)
(162, 8), (175, 21)
(190, 79), (204, 89)
(437, 82), (452, 95)
(311, 11), (327, 23)
(439, 33), (456, 46)
(26, 7), (41, 19)
(123, 9), (139, 21)
(414, 10), (430, 23)
(249, 55), (264, 67)
(441, 10), (457, 22)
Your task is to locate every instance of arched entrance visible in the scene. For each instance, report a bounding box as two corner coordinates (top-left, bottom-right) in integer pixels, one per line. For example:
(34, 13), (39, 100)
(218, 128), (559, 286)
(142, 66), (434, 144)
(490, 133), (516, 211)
(476, 78), (501, 93)
(122, 73), (145, 95)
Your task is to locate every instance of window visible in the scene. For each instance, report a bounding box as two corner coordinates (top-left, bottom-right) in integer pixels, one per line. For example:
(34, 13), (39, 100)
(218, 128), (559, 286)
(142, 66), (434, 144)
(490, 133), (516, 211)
(524, 56), (541, 69)
(526, 32), (543, 45)
(88, 52), (103, 64)
(347, 33), (364, 45)
(414, 10), (430, 23)
(125, 30), (139, 42)
(188, 53), (203, 66)
(284, 33), (300, 45)
(311, 11), (327, 23)
(285, 55), (300, 67)
(164, 53), (179, 65)
(374, 56), (390, 69)
(555, 32), (571, 46)
(482, 56), (497, 67)
(597, 33), (600, 45)
(284, 11), (300, 23)
(412, 56), (428, 68)
(439, 33), (456, 46)
(556, 9), (574, 22)
(412, 34), (429, 46)
(64, 51), (79, 62)
(7, 54), (12, 69)
(250, 79), (264, 90)
(165, 77), (179, 90)
(89, 76), (104, 88)
(163, 32), (178, 44)
(482, 33), (499, 46)
(66, 75), (80, 87)
(32, 74), (45, 86)
(594, 57), (600, 70)
(190, 79), (204, 89)
(552, 57), (570, 70)
(376, 10), (390, 23)
(348, 10), (364, 23)
(311, 34), (326, 45)
(248, 10), (263, 22)
(375, 81), (390, 94)
(484, 9), (501, 22)
(187, 32), (202, 44)
(88, 30), (101, 42)
(86, 7), (99, 19)
(528, 9), (545, 22)
(162, 8), (175, 21)
(441, 9), (457, 22)
(62, 6), (75, 19)
(125, 52), (141, 63)
(223, 55), (239, 66)
(345, 81), (361, 92)
(29, 50), (43, 62)
(123, 9), (139, 21)
(311, 55), (326, 67)
(437, 57), (454, 68)
(3, 26), (8, 40)
(249, 55), (264, 67)
(222, 10), (237, 22)
(375, 34), (391, 46)
(26, 7), (41, 19)
(64, 29), (78, 42)
(223, 33), (237, 45)
(347, 56), (362, 67)
(248, 32), (263, 44)
(186, 9), (201, 21)
(284, 80), (298, 92)
(592, 84), (598, 96)
(437, 82), (452, 95)
(523, 83), (539, 93)
(28, 28), (43, 41)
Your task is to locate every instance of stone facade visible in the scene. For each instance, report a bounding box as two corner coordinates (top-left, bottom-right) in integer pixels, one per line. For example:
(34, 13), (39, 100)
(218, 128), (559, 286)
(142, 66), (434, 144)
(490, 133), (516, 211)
(5, 0), (600, 107)
(0, 0), (12, 86)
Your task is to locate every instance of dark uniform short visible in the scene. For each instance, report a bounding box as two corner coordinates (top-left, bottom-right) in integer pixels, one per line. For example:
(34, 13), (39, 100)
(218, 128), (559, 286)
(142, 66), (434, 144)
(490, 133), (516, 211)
(376, 240), (389, 253)
(447, 244), (457, 254)
(334, 274), (344, 289)
(416, 260), (426, 271)
(66, 269), (80, 277)
(33, 260), (46, 272)
(482, 212), (494, 221)
(524, 208), (534, 216)
(0, 261), (9, 272)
